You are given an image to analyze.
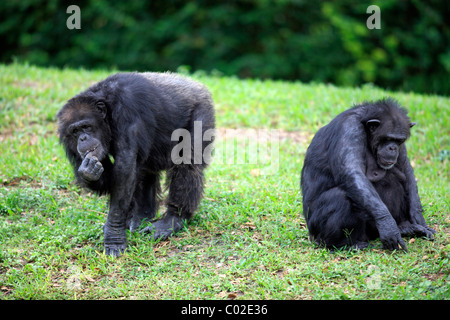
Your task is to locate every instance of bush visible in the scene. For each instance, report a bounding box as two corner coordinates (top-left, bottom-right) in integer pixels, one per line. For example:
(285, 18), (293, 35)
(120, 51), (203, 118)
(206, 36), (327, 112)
(0, 0), (448, 95)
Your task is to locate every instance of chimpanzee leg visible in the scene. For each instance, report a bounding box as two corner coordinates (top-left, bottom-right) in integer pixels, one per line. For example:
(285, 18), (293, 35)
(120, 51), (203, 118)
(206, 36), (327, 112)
(306, 187), (371, 250)
(127, 173), (161, 232)
(142, 165), (205, 240)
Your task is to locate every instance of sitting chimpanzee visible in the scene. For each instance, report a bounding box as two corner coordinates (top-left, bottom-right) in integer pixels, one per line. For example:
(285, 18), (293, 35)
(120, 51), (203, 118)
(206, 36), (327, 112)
(301, 98), (435, 251)
(58, 72), (215, 256)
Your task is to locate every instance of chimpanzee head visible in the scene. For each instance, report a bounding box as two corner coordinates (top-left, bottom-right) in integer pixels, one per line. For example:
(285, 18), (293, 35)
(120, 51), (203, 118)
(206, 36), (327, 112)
(57, 95), (111, 163)
(364, 101), (415, 170)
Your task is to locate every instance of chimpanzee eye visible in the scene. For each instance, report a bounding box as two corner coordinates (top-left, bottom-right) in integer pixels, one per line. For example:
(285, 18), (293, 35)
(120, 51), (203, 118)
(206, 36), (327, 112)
(80, 124), (92, 132)
(72, 128), (79, 135)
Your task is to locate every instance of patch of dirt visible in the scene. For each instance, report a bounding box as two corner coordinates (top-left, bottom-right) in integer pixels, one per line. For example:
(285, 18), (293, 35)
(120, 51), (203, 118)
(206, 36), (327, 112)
(1, 176), (34, 187)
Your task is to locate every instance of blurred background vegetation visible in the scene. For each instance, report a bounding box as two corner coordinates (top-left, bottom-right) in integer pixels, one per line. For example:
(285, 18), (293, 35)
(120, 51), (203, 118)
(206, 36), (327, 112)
(0, 0), (448, 95)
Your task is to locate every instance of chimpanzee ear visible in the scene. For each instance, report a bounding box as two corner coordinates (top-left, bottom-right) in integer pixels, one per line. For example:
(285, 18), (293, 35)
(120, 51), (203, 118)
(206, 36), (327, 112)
(96, 101), (107, 119)
(409, 122), (416, 128)
(366, 119), (380, 132)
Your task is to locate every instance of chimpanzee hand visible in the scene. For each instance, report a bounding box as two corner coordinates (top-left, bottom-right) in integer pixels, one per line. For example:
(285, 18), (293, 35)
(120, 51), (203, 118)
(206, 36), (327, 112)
(376, 215), (408, 251)
(78, 155), (104, 182)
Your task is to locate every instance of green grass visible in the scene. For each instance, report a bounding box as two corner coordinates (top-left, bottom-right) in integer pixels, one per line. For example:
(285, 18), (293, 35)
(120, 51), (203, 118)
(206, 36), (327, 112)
(0, 62), (449, 300)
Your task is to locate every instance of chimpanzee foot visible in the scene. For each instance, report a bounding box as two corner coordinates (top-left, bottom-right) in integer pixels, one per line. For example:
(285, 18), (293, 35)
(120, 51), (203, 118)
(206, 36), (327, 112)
(104, 243), (127, 257)
(129, 215), (145, 233)
(351, 241), (370, 250)
(140, 214), (184, 240)
(103, 224), (127, 257)
(399, 223), (436, 240)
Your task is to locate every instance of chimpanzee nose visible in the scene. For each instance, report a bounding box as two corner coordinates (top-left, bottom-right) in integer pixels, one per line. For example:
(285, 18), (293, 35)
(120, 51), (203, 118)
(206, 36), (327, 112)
(388, 145), (398, 155)
(80, 134), (87, 142)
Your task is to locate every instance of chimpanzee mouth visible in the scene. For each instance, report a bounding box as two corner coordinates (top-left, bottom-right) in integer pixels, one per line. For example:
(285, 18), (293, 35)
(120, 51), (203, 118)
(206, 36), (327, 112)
(82, 146), (98, 158)
(379, 158), (395, 170)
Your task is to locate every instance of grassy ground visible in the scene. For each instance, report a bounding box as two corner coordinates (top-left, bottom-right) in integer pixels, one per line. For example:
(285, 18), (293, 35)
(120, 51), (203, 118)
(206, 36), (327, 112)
(0, 63), (449, 300)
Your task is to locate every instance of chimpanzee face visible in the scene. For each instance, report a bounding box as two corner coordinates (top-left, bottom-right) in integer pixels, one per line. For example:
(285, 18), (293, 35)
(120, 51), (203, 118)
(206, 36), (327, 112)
(366, 117), (414, 170)
(375, 137), (404, 169)
(67, 118), (106, 159)
(58, 100), (110, 161)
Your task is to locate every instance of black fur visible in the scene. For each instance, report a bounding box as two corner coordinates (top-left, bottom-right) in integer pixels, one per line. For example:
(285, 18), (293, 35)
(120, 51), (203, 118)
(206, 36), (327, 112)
(57, 72), (215, 256)
(301, 98), (435, 251)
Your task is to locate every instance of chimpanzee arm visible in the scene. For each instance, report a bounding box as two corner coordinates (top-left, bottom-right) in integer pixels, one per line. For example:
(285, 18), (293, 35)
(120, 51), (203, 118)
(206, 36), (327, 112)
(398, 145), (436, 238)
(331, 116), (407, 251)
(103, 124), (141, 256)
(398, 145), (423, 224)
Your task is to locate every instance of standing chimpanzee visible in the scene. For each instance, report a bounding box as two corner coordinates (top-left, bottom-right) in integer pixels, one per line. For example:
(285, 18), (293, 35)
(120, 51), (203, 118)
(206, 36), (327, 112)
(301, 98), (435, 251)
(57, 72), (215, 256)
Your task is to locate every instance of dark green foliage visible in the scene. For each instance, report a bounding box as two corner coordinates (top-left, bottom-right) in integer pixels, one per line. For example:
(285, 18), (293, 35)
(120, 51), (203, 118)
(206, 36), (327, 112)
(0, 0), (448, 94)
